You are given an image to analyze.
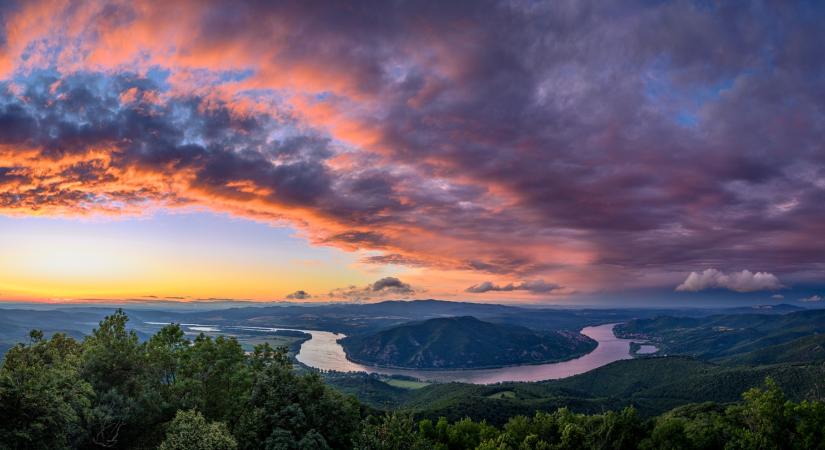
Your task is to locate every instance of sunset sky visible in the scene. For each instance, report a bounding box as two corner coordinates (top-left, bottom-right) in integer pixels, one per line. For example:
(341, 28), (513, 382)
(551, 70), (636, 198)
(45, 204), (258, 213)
(0, 0), (823, 305)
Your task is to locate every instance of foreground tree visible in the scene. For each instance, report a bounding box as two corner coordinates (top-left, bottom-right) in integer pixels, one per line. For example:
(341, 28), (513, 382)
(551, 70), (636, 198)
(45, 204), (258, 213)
(81, 310), (157, 448)
(355, 413), (432, 450)
(235, 345), (360, 449)
(176, 333), (252, 426)
(0, 331), (93, 450)
(158, 410), (237, 450)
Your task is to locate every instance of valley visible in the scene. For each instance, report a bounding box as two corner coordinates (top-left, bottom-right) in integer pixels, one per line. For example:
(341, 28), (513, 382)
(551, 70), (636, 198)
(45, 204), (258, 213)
(3, 299), (825, 448)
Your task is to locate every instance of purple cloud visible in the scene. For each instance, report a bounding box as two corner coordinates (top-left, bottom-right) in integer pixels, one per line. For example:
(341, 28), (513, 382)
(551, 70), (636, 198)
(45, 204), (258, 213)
(1, 1), (825, 296)
(466, 280), (562, 294)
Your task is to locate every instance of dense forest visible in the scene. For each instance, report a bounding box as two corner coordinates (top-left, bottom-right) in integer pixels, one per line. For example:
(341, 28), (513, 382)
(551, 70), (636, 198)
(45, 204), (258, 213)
(2, 310), (825, 449)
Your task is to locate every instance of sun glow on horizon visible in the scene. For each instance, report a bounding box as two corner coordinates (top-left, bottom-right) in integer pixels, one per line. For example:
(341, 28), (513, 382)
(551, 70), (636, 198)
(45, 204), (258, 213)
(0, 213), (380, 302)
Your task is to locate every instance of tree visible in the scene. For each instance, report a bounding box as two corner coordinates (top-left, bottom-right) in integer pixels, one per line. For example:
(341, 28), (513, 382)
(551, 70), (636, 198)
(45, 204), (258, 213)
(0, 331), (93, 450)
(235, 345), (360, 449)
(81, 309), (153, 448)
(444, 417), (498, 449)
(726, 377), (794, 450)
(641, 416), (692, 450)
(143, 324), (190, 427)
(145, 323), (188, 389)
(589, 407), (647, 450)
(158, 410), (237, 450)
(354, 413), (431, 450)
(176, 333), (252, 426)
(792, 400), (825, 450)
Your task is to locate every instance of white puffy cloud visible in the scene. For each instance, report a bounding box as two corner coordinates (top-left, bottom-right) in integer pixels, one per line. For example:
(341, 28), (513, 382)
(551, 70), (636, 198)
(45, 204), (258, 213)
(800, 295), (822, 302)
(676, 269), (783, 293)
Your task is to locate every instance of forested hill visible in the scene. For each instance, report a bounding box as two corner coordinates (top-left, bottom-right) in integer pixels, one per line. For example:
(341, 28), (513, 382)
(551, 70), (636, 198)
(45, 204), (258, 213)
(339, 316), (597, 369)
(615, 308), (825, 362)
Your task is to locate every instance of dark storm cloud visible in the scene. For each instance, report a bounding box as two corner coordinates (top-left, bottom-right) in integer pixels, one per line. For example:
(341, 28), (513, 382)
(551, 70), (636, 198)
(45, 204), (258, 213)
(190, 0), (825, 279)
(2, 0), (825, 292)
(0, 71), (411, 223)
(345, 0), (825, 280)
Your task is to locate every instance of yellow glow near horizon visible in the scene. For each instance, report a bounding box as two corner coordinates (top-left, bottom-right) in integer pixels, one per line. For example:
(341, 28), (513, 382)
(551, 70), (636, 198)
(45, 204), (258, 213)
(0, 214), (377, 301)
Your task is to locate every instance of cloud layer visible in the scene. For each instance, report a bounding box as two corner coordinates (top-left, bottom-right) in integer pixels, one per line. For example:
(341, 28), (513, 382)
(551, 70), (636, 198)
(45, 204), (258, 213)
(676, 269), (783, 293)
(0, 1), (824, 295)
(466, 280), (562, 294)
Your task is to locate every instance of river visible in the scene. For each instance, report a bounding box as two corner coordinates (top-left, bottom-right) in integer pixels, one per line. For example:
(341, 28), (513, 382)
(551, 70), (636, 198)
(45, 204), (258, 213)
(148, 322), (647, 384)
(292, 322), (637, 384)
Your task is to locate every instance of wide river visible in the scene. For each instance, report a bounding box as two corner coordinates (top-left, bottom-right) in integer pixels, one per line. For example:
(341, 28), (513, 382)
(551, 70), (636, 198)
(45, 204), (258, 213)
(150, 322), (642, 384)
(292, 322), (636, 384)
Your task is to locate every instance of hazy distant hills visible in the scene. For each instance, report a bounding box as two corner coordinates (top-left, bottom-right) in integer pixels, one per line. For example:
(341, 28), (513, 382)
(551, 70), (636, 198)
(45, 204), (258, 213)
(0, 299), (813, 358)
(338, 316), (597, 369)
(173, 300), (807, 335)
(616, 308), (825, 363)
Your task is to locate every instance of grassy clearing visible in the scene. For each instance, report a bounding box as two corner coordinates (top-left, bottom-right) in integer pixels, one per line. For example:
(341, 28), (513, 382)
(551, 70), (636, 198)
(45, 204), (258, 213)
(486, 390), (516, 399)
(237, 335), (307, 353)
(384, 378), (431, 390)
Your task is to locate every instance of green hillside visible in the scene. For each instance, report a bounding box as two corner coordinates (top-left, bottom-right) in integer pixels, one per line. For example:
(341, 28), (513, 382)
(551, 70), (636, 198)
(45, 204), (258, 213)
(326, 356), (825, 425)
(339, 316), (597, 369)
(721, 332), (825, 365)
(615, 309), (825, 362)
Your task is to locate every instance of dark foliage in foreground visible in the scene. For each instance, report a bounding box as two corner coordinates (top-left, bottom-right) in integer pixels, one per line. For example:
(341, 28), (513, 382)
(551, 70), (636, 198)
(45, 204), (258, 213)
(357, 382), (825, 450)
(0, 310), (358, 450)
(2, 311), (825, 449)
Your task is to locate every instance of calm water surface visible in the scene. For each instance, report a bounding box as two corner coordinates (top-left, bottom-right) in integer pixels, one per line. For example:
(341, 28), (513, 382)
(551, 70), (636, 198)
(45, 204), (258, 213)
(294, 323), (635, 384)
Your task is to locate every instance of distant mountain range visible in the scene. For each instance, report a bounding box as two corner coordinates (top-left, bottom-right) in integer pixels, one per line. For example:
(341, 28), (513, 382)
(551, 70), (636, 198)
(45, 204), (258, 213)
(338, 316), (597, 369)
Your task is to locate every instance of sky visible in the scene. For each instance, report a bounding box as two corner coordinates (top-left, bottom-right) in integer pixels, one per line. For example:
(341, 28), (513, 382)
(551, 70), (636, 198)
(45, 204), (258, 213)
(0, 0), (823, 305)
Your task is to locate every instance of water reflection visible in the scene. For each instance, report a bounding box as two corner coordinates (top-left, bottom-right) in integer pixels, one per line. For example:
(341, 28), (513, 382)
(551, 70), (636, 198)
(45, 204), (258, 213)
(295, 323), (635, 384)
